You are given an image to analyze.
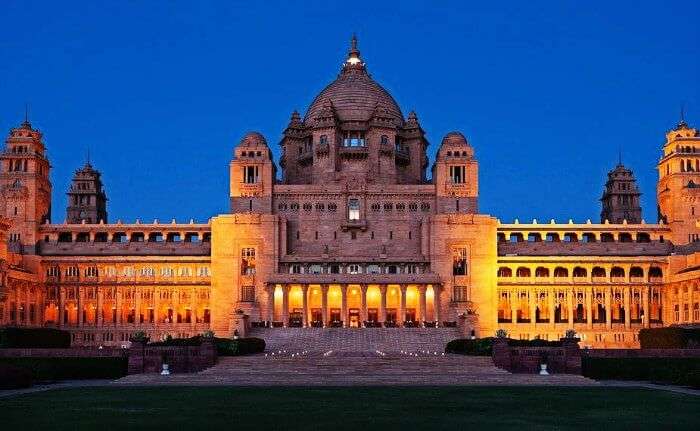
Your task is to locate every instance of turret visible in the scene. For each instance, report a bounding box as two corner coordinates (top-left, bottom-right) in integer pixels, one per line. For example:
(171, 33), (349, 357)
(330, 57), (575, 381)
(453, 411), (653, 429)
(432, 132), (478, 214)
(600, 162), (642, 224)
(657, 116), (700, 243)
(0, 116), (52, 254)
(66, 161), (108, 223)
(230, 132), (276, 214)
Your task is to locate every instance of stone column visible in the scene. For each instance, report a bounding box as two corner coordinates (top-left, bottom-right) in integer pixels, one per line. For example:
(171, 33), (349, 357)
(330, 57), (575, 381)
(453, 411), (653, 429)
(642, 286), (650, 328)
(58, 286), (65, 328)
(399, 284), (407, 325)
(624, 287), (631, 329)
(321, 284), (329, 327)
(548, 287), (555, 329)
(511, 289), (519, 324)
(567, 288), (574, 329)
(418, 285), (427, 324)
(586, 287), (593, 329)
(379, 285), (387, 323)
(302, 284), (309, 327)
(360, 284), (368, 324)
(135, 289), (142, 326)
(341, 284), (348, 327)
(115, 287), (122, 326)
(605, 286), (612, 329)
(97, 288), (104, 327)
(434, 285), (442, 326)
(266, 284), (275, 324)
(530, 290), (538, 331)
(281, 284), (290, 327)
(154, 287), (160, 324)
(77, 286), (83, 327)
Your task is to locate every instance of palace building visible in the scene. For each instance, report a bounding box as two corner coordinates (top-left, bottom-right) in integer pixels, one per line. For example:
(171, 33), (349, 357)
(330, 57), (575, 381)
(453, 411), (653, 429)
(0, 37), (699, 348)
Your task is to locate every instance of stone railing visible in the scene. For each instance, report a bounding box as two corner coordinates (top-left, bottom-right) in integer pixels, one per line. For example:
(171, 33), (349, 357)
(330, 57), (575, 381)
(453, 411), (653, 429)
(127, 338), (217, 374)
(492, 337), (582, 374)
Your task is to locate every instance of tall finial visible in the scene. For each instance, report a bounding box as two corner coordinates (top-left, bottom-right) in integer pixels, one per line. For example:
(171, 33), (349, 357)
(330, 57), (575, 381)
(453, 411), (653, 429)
(618, 145), (622, 166)
(86, 147), (91, 166)
(21, 103), (32, 128)
(677, 102), (689, 129)
(345, 33), (363, 67)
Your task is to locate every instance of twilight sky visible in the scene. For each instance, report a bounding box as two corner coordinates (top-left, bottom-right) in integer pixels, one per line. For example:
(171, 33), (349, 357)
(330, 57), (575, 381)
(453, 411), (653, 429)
(1, 1), (698, 224)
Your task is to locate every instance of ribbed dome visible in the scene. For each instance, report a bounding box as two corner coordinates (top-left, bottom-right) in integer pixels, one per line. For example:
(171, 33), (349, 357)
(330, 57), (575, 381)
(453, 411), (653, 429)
(304, 36), (403, 125)
(238, 131), (268, 147)
(441, 131), (470, 147)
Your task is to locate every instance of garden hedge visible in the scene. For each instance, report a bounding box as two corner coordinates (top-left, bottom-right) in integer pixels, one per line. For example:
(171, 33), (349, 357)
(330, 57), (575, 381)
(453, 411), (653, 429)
(0, 357), (128, 382)
(639, 327), (700, 349)
(0, 327), (71, 348)
(582, 356), (700, 388)
(216, 337), (266, 356)
(445, 337), (563, 355)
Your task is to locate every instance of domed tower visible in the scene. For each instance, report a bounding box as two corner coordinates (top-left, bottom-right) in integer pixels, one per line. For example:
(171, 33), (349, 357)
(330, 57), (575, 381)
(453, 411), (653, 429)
(230, 131), (276, 213)
(66, 161), (108, 224)
(281, 35), (428, 185)
(432, 132), (479, 213)
(600, 162), (642, 224)
(0, 116), (51, 254)
(657, 117), (700, 243)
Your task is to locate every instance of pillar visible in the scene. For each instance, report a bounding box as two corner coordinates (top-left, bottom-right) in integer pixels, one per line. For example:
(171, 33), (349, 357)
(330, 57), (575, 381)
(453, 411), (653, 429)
(548, 287), (555, 329)
(341, 284), (348, 327)
(116, 287), (122, 326)
(135, 289), (142, 326)
(434, 285), (441, 326)
(77, 286), (83, 327)
(624, 287), (631, 329)
(511, 289), (519, 324)
(605, 286), (612, 329)
(266, 284), (274, 324)
(399, 284), (407, 325)
(567, 288), (574, 329)
(321, 284), (329, 327)
(586, 287), (593, 329)
(360, 284), (368, 324)
(379, 285), (387, 322)
(642, 286), (650, 328)
(302, 284), (309, 327)
(97, 288), (104, 327)
(154, 287), (160, 324)
(530, 290), (538, 331)
(281, 284), (290, 327)
(58, 286), (65, 328)
(418, 285), (427, 324)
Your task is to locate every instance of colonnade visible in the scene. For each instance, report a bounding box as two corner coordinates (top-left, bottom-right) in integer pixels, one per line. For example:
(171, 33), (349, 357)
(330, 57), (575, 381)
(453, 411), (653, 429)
(264, 283), (442, 327)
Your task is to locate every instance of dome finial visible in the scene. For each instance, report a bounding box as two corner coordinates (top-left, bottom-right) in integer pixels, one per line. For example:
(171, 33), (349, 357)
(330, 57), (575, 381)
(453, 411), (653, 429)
(345, 33), (363, 67)
(21, 102), (32, 129)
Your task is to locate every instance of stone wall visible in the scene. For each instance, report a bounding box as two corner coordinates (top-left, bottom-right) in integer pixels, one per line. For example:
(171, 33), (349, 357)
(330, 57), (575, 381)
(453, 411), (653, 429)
(492, 338), (582, 374)
(127, 339), (217, 374)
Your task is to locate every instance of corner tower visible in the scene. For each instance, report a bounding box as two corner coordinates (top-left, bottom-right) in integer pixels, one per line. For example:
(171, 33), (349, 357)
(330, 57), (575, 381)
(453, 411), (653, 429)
(230, 132), (275, 214)
(600, 162), (642, 224)
(657, 118), (700, 243)
(0, 117), (51, 254)
(432, 132), (479, 213)
(66, 162), (108, 223)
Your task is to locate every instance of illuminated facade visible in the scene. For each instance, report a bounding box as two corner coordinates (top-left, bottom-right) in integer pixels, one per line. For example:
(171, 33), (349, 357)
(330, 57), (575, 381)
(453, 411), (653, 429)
(0, 37), (699, 348)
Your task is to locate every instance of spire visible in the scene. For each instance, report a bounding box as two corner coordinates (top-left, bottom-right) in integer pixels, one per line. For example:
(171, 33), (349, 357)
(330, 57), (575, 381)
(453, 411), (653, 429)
(85, 147), (92, 168)
(21, 103), (32, 129)
(343, 33), (364, 70)
(618, 145), (622, 166)
(677, 102), (689, 129)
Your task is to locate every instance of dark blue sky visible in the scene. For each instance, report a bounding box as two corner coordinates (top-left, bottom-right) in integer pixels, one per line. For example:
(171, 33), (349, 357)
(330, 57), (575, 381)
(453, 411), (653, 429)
(1, 1), (698, 224)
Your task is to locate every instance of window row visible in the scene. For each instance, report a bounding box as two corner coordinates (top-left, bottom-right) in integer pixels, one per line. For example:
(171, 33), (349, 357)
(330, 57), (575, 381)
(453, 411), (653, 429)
(46, 266), (211, 278)
(286, 263), (423, 275)
(497, 266), (663, 280)
(369, 202), (431, 212)
(51, 231), (211, 243)
(277, 202), (338, 212)
(498, 231), (658, 243)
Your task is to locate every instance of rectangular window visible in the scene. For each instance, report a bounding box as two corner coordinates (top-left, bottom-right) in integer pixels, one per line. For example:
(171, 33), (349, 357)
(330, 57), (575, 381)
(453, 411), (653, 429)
(453, 286), (469, 302)
(243, 165), (259, 183)
(348, 199), (360, 221)
(240, 286), (255, 302)
(453, 247), (468, 275)
(241, 248), (256, 275)
(449, 165), (466, 183)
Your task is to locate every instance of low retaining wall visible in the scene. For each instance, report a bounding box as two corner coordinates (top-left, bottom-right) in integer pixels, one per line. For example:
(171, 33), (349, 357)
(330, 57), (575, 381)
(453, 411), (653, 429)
(127, 339), (217, 374)
(492, 338), (581, 374)
(584, 348), (700, 358)
(0, 348), (126, 358)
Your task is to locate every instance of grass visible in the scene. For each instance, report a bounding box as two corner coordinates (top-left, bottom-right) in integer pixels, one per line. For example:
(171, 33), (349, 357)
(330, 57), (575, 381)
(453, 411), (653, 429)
(0, 386), (698, 430)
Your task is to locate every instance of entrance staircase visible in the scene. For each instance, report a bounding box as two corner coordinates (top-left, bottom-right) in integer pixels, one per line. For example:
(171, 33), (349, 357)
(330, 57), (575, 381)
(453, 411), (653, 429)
(248, 327), (463, 354)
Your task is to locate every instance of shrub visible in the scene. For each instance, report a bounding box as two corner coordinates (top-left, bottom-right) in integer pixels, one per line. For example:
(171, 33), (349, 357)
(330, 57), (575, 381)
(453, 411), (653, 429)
(507, 338), (562, 348)
(0, 362), (33, 389)
(0, 357), (128, 382)
(148, 335), (202, 347)
(215, 337), (265, 356)
(445, 338), (494, 356)
(495, 329), (508, 338)
(0, 327), (71, 348)
(639, 327), (700, 349)
(582, 357), (700, 386)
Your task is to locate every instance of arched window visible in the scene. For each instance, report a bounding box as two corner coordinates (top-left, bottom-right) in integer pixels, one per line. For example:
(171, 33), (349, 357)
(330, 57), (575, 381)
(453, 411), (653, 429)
(516, 267), (531, 278)
(636, 233), (650, 243)
(380, 135), (389, 145)
(582, 233), (596, 243)
(348, 199), (360, 221)
(648, 267), (663, 281)
(592, 267), (606, 278)
(619, 233), (633, 242)
(497, 267), (512, 277)
(629, 266), (643, 279)
(554, 267), (568, 278)
(535, 267), (549, 278)
(527, 233), (542, 242)
(610, 266), (625, 278)
(600, 233), (614, 242)
(573, 267), (587, 278)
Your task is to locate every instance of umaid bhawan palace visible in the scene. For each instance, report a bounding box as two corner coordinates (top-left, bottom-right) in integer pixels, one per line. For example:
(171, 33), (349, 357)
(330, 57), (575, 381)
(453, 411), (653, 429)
(1, 37), (699, 348)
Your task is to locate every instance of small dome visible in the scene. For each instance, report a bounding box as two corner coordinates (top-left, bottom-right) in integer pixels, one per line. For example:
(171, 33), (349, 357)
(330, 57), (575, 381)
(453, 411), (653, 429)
(437, 131), (474, 159)
(238, 131), (268, 148)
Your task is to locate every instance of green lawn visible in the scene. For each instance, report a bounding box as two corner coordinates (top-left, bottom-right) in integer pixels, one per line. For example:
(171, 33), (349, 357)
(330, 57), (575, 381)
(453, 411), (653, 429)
(0, 386), (698, 430)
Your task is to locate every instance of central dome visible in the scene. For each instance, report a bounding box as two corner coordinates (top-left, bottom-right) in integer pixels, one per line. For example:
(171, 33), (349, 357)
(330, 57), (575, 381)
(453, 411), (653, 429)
(304, 36), (403, 126)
